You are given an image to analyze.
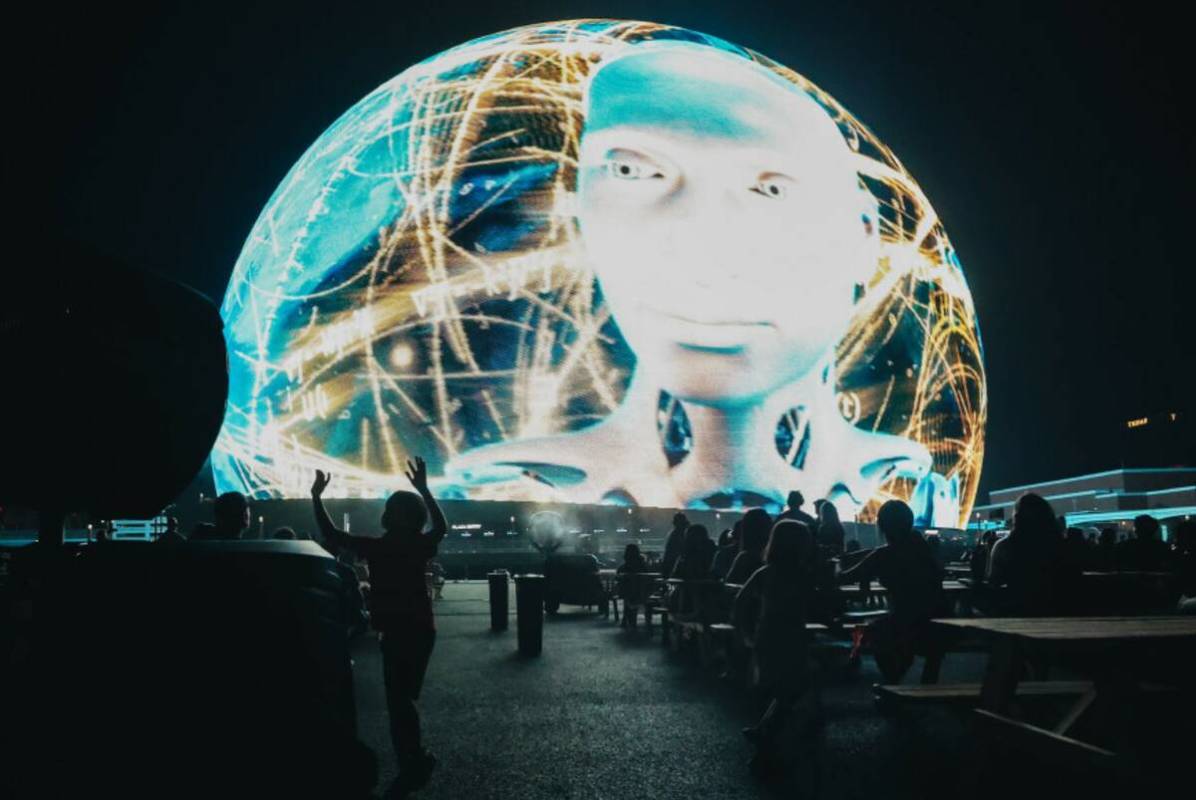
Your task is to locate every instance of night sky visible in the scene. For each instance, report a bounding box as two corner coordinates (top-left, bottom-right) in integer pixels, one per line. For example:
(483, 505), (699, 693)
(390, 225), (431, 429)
(10, 1), (1192, 499)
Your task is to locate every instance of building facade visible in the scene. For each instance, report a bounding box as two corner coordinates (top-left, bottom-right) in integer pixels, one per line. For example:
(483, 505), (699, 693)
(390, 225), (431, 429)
(970, 468), (1196, 533)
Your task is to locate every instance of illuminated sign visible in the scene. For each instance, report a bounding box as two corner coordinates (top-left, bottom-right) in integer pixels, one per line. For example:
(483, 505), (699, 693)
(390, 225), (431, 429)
(213, 20), (986, 527)
(1126, 417), (1149, 429)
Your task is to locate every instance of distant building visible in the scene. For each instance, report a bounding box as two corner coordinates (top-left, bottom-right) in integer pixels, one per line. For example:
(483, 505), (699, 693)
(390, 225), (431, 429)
(970, 467), (1196, 537)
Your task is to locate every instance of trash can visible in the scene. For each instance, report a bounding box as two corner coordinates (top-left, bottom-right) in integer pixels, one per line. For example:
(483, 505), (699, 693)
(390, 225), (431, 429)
(488, 570), (510, 631)
(514, 573), (546, 656)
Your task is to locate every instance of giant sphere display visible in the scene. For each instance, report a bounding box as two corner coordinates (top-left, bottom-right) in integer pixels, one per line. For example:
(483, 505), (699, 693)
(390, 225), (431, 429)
(214, 20), (987, 526)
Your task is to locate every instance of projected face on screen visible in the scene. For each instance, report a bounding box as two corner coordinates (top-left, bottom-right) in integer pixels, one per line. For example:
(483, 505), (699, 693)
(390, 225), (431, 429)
(212, 20), (987, 527)
(576, 47), (874, 403)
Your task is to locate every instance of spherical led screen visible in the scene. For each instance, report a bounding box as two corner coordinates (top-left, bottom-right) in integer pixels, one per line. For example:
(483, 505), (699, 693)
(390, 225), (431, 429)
(214, 19), (986, 526)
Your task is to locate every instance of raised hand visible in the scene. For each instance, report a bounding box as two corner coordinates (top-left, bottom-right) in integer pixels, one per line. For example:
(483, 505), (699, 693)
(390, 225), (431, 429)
(405, 456), (429, 493)
(311, 470), (332, 498)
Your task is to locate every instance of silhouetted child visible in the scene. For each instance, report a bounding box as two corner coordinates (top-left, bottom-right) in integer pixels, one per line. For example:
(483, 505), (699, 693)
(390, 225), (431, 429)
(312, 457), (446, 797)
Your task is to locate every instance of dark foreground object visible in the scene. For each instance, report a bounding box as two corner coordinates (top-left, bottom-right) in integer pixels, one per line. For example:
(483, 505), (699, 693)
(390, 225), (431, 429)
(488, 570), (509, 631)
(514, 574), (545, 656)
(1, 249), (227, 519)
(7, 541), (376, 797)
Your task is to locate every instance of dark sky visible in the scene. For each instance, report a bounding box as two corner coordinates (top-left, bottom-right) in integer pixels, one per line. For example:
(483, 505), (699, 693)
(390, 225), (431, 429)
(10, 1), (1192, 499)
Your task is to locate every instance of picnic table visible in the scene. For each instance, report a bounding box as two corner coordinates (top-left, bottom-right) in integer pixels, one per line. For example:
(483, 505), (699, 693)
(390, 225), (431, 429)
(931, 616), (1196, 768)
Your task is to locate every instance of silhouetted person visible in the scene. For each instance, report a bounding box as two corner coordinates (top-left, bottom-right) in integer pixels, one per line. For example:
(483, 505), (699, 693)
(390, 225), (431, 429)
(1093, 527), (1118, 571)
(1116, 515), (1169, 572)
(736, 520), (818, 777)
(680, 525), (717, 577)
(725, 508), (771, 584)
(1172, 520), (1196, 609)
(1063, 527), (1089, 574)
(969, 530), (997, 584)
(661, 512), (689, 578)
(779, 490), (817, 528)
(711, 525), (739, 580)
(191, 492), (250, 541)
(816, 501), (846, 557)
(617, 543), (649, 628)
(840, 500), (942, 683)
(669, 524), (716, 614)
(273, 526), (297, 540)
(986, 493), (1070, 615)
(311, 458), (446, 796)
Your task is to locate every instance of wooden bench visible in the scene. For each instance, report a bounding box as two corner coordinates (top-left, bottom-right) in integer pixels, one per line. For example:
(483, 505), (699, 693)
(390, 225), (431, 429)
(875, 680), (1094, 706)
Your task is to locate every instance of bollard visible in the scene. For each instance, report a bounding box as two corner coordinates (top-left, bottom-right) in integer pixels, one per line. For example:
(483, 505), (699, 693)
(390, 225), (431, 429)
(514, 573), (546, 656)
(488, 570), (510, 631)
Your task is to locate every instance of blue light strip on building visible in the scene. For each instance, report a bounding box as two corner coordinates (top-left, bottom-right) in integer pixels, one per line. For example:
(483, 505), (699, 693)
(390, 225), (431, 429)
(992, 468), (1196, 497)
(1063, 506), (1196, 526)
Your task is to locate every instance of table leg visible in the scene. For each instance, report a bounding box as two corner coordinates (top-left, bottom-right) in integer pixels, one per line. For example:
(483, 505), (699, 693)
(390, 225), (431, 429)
(980, 638), (1022, 714)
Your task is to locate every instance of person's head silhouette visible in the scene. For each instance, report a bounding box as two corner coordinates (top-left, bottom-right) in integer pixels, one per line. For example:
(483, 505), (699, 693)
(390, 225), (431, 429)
(787, 490), (805, 511)
(876, 499), (915, 545)
(1133, 514), (1160, 542)
(214, 492), (250, 538)
(764, 519), (814, 570)
(273, 526), (297, 540)
(741, 508), (772, 554)
(1012, 493), (1057, 540)
(382, 491), (428, 537)
(672, 512), (689, 531)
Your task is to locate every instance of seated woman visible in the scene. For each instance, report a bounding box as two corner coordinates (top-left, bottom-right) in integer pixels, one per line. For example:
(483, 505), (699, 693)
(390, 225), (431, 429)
(669, 524), (716, 615)
(616, 543), (649, 629)
(735, 520), (819, 777)
(986, 493), (1070, 616)
(724, 509), (772, 585)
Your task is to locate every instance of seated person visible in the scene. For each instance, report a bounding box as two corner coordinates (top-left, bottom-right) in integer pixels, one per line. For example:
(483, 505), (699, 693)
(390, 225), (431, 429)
(724, 509), (772, 585)
(1116, 515), (1170, 572)
(710, 524), (740, 580)
(986, 493), (1071, 616)
(839, 500), (943, 684)
(669, 524), (716, 614)
(616, 543), (649, 628)
(191, 492), (250, 541)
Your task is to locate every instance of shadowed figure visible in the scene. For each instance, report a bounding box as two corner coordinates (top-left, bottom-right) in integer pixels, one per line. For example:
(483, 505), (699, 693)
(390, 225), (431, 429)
(617, 542), (650, 628)
(839, 500), (943, 683)
(1116, 514), (1169, 572)
(191, 491), (250, 541)
(986, 493), (1071, 616)
(736, 519), (819, 780)
(725, 508), (772, 585)
(311, 457), (447, 797)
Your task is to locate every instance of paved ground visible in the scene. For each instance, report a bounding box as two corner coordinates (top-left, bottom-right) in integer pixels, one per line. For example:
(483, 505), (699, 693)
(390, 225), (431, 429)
(350, 582), (1003, 799)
